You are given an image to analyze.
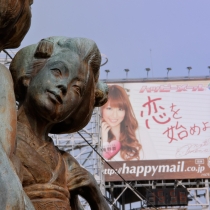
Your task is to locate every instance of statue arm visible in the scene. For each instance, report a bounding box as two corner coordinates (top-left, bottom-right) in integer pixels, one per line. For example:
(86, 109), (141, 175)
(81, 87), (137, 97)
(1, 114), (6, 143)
(62, 151), (110, 210)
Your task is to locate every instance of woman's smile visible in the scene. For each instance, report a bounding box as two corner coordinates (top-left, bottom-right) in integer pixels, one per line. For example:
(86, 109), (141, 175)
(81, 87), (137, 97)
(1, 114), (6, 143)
(109, 119), (118, 122)
(108, 119), (119, 123)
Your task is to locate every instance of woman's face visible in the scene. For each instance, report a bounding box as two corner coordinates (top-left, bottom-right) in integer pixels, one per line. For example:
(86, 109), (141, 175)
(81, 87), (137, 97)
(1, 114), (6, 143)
(25, 51), (95, 123)
(102, 103), (125, 128)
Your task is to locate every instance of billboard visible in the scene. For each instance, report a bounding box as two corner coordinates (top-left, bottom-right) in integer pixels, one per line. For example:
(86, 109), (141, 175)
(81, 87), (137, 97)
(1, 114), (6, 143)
(101, 80), (210, 181)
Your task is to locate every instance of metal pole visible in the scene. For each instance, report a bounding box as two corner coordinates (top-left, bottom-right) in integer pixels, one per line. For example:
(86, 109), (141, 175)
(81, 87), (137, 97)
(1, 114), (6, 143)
(187, 66), (192, 77)
(208, 66), (210, 77)
(124, 69), (129, 79)
(166, 67), (172, 78)
(203, 179), (209, 210)
(145, 68), (150, 78)
(105, 70), (110, 80)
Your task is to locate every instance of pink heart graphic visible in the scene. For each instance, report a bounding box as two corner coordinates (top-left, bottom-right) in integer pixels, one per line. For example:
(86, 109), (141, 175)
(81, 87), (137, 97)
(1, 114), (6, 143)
(103, 140), (121, 160)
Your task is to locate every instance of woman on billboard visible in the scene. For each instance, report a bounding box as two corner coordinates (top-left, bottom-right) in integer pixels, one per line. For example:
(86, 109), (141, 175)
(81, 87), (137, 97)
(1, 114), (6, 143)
(101, 85), (157, 161)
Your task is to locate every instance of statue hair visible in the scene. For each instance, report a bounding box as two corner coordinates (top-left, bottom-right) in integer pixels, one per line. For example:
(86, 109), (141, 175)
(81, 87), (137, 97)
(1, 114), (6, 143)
(10, 37), (102, 102)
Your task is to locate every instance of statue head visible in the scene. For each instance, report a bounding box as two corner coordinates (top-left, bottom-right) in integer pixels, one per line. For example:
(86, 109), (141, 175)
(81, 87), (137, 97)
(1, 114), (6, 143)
(0, 0), (33, 50)
(10, 36), (108, 133)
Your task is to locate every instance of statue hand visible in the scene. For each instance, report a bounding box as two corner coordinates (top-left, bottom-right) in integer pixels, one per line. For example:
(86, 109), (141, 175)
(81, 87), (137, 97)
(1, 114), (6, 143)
(68, 166), (110, 210)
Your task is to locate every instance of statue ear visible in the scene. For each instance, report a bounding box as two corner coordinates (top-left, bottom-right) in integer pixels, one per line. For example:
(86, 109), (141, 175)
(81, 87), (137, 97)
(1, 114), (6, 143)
(15, 76), (31, 102)
(94, 82), (109, 107)
(22, 76), (30, 88)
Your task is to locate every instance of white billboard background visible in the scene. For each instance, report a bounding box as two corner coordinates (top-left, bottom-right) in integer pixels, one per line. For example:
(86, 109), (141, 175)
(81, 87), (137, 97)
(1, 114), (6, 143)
(108, 81), (210, 160)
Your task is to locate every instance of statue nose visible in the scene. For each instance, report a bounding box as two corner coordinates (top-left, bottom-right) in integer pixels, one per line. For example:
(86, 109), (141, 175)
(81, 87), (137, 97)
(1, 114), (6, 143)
(57, 84), (67, 95)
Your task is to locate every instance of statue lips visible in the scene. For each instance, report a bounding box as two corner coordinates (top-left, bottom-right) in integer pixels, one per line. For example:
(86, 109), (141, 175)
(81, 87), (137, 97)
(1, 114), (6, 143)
(47, 90), (63, 104)
(103, 140), (121, 160)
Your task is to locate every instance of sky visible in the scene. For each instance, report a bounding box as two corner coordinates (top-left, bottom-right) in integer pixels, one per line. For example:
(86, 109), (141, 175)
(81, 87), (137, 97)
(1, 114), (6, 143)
(18, 0), (210, 80)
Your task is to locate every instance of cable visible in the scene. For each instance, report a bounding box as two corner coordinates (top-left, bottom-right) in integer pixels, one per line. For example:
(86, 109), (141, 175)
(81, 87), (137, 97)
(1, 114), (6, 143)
(103, 196), (120, 210)
(3, 49), (13, 59)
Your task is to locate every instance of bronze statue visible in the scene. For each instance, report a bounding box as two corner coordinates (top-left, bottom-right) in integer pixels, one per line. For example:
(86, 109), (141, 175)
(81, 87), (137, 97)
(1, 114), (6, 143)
(0, 0), (35, 209)
(9, 36), (109, 210)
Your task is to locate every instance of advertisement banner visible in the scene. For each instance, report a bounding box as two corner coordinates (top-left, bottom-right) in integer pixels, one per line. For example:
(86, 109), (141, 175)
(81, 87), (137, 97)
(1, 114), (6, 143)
(101, 80), (210, 181)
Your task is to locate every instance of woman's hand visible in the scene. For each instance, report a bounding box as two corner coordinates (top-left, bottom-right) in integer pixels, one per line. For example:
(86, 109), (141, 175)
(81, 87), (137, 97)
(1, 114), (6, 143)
(101, 121), (111, 143)
(102, 121), (122, 160)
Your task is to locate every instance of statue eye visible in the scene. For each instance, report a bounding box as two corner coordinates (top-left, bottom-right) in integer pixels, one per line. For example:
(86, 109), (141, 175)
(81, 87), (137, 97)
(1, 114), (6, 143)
(51, 68), (61, 77)
(72, 80), (84, 96)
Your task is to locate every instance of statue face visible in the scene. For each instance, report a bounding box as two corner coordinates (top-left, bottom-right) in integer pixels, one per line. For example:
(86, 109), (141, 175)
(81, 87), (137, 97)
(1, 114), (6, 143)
(25, 52), (95, 123)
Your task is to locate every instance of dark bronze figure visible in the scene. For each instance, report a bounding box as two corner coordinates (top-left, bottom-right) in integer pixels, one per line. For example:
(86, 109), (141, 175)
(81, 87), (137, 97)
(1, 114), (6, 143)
(0, 0), (35, 209)
(0, 0), (33, 51)
(9, 36), (109, 210)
